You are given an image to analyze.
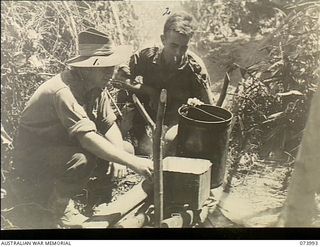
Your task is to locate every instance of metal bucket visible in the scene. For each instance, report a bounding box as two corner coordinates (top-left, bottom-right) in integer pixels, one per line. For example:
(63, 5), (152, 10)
(176, 104), (233, 188)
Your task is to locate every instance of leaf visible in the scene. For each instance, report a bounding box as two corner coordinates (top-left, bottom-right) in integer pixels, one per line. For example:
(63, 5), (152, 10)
(267, 60), (283, 71)
(28, 54), (43, 68)
(14, 52), (26, 67)
(276, 90), (303, 97)
(1, 124), (13, 146)
(267, 111), (284, 120)
(27, 29), (39, 40)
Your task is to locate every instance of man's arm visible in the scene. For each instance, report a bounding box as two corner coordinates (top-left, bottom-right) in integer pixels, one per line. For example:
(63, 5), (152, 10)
(113, 49), (158, 98)
(53, 88), (153, 179)
(199, 85), (214, 105)
(104, 123), (129, 178)
(104, 122), (124, 148)
(77, 131), (153, 179)
(114, 79), (157, 98)
(188, 51), (215, 105)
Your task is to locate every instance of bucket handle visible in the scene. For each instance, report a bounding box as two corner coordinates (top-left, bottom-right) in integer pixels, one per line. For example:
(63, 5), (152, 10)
(189, 105), (225, 121)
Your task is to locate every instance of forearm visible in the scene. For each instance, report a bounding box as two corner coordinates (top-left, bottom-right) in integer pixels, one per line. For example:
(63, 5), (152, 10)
(78, 131), (139, 170)
(104, 123), (124, 149)
(206, 87), (215, 105)
(200, 86), (214, 105)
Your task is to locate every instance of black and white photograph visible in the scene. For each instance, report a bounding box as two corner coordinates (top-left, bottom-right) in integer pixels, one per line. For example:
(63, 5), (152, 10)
(1, 0), (319, 237)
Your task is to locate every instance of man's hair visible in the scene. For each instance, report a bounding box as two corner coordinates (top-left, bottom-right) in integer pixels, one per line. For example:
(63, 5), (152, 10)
(163, 11), (197, 38)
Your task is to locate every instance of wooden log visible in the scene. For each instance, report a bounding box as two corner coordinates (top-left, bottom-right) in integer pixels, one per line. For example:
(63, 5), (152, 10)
(109, 2), (124, 44)
(161, 209), (194, 228)
(153, 89), (167, 228)
(216, 72), (231, 107)
(161, 213), (183, 228)
(85, 180), (152, 228)
(199, 206), (209, 224)
(115, 213), (147, 228)
(113, 200), (153, 228)
(106, 89), (123, 118)
(113, 204), (149, 228)
(132, 94), (156, 131)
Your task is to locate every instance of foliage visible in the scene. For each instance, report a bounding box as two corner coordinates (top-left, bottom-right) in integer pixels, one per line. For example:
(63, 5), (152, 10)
(1, 0), (319, 228)
(1, 1), (140, 229)
(182, 0), (319, 161)
(229, 2), (320, 159)
(183, 0), (287, 48)
(1, 1), (139, 139)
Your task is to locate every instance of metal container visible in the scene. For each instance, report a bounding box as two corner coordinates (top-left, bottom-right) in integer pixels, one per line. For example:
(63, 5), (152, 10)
(163, 157), (212, 210)
(176, 104), (233, 188)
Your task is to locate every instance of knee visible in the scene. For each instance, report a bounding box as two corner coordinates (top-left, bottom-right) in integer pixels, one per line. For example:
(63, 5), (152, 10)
(164, 125), (178, 143)
(163, 125), (178, 157)
(71, 152), (92, 165)
(65, 152), (96, 178)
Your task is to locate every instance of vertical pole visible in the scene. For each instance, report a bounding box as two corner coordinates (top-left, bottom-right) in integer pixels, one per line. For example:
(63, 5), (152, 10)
(153, 89), (167, 228)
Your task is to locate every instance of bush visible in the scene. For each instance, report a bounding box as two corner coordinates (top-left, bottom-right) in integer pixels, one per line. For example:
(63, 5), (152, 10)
(229, 2), (320, 158)
(1, 1), (139, 139)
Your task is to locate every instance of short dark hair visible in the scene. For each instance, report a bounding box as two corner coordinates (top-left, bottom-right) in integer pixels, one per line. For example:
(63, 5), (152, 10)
(163, 11), (197, 38)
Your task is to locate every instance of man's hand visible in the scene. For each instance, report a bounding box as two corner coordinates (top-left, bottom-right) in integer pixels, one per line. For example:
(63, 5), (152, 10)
(131, 157), (154, 181)
(111, 79), (131, 90)
(107, 162), (128, 179)
(187, 97), (204, 107)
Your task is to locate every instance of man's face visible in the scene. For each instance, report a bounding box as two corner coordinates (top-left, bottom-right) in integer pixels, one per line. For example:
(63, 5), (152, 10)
(161, 30), (191, 69)
(89, 67), (115, 88)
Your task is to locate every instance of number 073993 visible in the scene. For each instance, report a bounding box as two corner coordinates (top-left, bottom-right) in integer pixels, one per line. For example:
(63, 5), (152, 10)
(300, 241), (319, 245)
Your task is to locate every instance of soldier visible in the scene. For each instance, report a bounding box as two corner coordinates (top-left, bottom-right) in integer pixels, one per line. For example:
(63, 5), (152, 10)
(114, 11), (214, 155)
(10, 28), (153, 228)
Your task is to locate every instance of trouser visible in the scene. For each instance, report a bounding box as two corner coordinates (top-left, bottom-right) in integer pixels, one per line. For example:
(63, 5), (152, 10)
(11, 145), (97, 206)
(6, 141), (134, 228)
(11, 142), (134, 206)
(4, 146), (97, 228)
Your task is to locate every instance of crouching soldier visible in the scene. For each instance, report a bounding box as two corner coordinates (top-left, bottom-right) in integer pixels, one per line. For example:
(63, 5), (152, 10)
(9, 28), (153, 229)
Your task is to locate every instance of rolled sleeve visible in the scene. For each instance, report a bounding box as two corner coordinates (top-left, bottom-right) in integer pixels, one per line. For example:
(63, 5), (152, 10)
(53, 88), (97, 137)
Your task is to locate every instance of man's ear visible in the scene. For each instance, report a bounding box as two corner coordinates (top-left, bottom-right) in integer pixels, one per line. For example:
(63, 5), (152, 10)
(160, 34), (165, 46)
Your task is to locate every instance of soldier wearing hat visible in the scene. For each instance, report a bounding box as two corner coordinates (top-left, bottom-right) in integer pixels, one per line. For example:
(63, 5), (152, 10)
(10, 28), (153, 228)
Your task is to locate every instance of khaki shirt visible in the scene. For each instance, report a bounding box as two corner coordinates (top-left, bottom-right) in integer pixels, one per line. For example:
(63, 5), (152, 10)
(15, 70), (116, 148)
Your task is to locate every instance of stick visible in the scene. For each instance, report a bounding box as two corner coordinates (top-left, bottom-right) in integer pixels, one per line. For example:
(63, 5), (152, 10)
(132, 94), (156, 131)
(106, 89), (123, 118)
(216, 72), (231, 107)
(153, 89), (167, 228)
(113, 200), (152, 228)
(113, 205), (148, 228)
(110, 1), (124, 44)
